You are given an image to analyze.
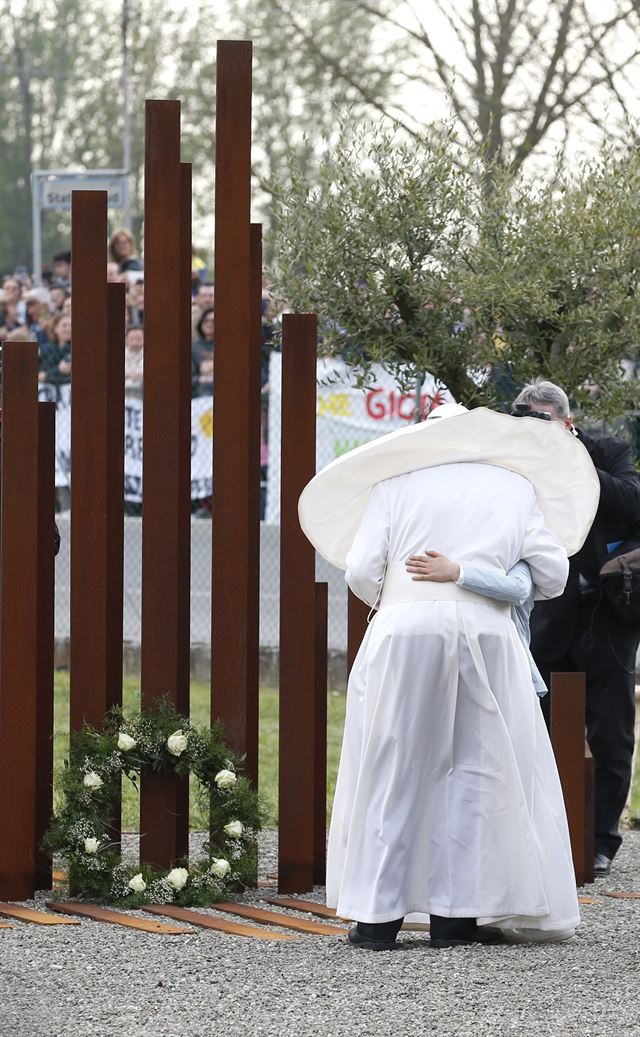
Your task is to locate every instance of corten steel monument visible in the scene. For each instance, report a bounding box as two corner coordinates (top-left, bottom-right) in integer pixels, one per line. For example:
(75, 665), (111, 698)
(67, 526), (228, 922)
(0, 39), (331, 899)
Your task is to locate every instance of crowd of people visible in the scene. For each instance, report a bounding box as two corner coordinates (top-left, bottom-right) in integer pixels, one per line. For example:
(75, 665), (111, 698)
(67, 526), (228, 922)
(1, 234), (276, 519)
(0, 231), (277, 401)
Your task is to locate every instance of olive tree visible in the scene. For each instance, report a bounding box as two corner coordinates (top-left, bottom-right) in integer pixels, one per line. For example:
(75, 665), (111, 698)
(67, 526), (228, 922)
(269, 124), (640, 419)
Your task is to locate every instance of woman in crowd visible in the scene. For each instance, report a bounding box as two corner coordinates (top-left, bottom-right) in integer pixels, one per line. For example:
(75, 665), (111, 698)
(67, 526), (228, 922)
(109, 228), (143, 276)
(39, 313), (72, 384)
(191, 307), (214, 397)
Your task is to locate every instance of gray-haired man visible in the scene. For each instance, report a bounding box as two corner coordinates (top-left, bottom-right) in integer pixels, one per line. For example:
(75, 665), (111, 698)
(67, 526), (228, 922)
(513, 379), (640, 877)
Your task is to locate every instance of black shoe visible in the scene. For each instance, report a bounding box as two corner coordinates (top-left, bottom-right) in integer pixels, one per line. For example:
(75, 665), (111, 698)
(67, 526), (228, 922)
(594, 853), (612, 877)
(429, 914), (505, 949)
(348, 918), (404, 951)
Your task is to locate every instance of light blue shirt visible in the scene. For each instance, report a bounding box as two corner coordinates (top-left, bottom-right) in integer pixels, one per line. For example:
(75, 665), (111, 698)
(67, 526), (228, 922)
(456, 560), (547, 697)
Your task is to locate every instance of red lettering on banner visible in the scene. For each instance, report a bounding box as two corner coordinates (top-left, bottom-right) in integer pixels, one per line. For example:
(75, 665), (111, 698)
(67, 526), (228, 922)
(366, 389), (385, 420)
(397, 394), (415, 420)
(366, 388), (420, 422)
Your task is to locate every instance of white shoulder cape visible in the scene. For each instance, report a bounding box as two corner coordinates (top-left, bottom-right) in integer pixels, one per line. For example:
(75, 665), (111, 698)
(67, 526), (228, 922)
(298, 408), (600, 568)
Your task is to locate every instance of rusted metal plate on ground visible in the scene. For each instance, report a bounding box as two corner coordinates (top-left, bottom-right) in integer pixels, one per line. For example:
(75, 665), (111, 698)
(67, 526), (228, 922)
(265, 896), (338, 919)
(215, 901), (348, 936)
(601, 891), (640, 899)
(0, 904), (80, 925)
(142, 905), (299, 941)
(47, 902), (191, 934)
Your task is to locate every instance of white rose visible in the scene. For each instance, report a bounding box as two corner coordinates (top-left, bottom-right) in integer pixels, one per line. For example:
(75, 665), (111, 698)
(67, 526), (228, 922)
(166, 867), (189, 891)
(214, 769), (237, 790)
(166, 730), (188, 756)
(83, 771), (103, 791)
(223, 820), (244, 839)
(84, 837), (100, 854)
(209, 857), (231, 878)
(128, 873), (147, 893)
(117, 732), (137, 752)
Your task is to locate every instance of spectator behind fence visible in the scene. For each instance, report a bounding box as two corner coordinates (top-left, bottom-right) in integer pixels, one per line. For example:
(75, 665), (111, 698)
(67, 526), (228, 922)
(191, 247), (207, 293)
(107, 262), (126, 283)
(2, 276), (22, 305)
(25, 290), (50, 347)
(109, 228), (143, 277)
(0, 296), (22, 337)
(192, 282), (214, 341)
(52, 250), (71, 291)
(127, 280), (144, 327)
(514, 378), (640, 879)
(39, 313), (72, 385)
(191, 308), (214, 397)
(48, 284), (68, 316)
(124, 325), (144, 397)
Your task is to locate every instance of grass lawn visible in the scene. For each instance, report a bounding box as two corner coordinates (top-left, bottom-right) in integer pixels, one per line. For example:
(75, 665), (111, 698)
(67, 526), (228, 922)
(52, 673), (640, 831)
(53, 673), (346, 831)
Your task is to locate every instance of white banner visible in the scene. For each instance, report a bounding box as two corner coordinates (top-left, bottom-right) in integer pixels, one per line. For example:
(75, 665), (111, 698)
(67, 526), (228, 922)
(39, 386), (214, 500)
(264, 356), (452, 523)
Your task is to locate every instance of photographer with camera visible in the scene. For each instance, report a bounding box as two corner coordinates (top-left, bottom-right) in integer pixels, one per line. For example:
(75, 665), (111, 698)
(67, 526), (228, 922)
(512, 379), (640, 878)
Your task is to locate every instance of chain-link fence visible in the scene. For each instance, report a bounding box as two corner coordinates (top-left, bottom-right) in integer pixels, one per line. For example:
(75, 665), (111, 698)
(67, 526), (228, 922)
(47, 357), (453, 674)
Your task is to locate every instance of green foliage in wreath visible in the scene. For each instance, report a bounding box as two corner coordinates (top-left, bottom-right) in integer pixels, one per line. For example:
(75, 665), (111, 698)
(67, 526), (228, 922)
(45, 699), (263, 907)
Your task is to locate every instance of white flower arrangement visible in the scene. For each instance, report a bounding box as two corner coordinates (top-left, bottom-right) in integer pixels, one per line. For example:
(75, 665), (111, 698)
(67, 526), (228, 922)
(215, 769), (237, 789)
(44, 701), (261, 907)
(166, 730), (188, 756)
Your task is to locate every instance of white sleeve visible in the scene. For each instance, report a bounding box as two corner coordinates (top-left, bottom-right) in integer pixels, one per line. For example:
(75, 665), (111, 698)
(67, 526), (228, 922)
(344, 482), (390, 607)
(520, 487), (569, 601)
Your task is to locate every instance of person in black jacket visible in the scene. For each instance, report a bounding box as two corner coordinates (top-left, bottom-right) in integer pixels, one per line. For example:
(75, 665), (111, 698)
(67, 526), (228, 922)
(513, 379), (640, 877)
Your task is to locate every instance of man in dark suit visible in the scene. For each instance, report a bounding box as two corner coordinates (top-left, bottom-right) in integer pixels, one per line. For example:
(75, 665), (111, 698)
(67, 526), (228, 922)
(513, 379), (640, 877)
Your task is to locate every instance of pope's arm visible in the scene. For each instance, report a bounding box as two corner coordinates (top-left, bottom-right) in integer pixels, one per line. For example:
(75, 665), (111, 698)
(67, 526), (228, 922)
(457, 560), (533, 605)
(345, 482), (390, 607)
(520, 488), (569, 600)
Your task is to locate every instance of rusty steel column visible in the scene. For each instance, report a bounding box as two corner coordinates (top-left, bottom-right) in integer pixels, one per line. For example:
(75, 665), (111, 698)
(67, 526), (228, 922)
(314, 581), (328, 886)
(0, 341), (39, 900)
(70, 191), (123, 732)
(550, 672), (589, 886)
(347, 590), (369, 673)
(140, 100), (190, 868)
(34, 401), (56, 890)
(278, 312), (318, 893)
(211, 42), (258, 774)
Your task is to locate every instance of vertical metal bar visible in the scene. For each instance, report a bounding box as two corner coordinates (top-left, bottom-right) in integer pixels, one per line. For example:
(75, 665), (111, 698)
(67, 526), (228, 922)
(278, 312), (317, 894)
(140, 100), (190, 868)
(550, 672), (587, 886)
(211, 42), (256, 765)
(347, 590), (369, 673)
(314, 582), (328, 886)
(0, 341), (39, 900)
(34, 401), (56, 890)
(178, 161), (193, 693)
(245, 221), (263, 788)
(584, 751), (595, 884)
(70, 191), (114, 733)
(106, 281), (126, 846)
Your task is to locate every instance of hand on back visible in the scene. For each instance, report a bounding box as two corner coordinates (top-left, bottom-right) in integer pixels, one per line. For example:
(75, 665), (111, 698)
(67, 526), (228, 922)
(405, 550), (460, 583)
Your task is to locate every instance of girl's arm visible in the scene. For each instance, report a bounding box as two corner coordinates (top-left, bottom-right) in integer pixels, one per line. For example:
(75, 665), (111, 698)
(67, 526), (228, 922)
(457, 559), (533, 606)
(406, 551), (532, 605)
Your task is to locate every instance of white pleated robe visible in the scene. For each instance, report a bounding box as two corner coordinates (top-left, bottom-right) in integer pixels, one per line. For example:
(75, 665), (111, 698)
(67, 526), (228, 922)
(327, 462), (580, 931)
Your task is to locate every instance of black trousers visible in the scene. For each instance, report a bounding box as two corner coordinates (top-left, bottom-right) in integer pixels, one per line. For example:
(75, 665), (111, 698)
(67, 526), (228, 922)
(537, 603), (639, 860)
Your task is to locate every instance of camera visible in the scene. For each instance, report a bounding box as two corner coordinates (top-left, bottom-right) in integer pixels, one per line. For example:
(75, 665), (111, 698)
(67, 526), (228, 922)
(511, 403), (552, 421)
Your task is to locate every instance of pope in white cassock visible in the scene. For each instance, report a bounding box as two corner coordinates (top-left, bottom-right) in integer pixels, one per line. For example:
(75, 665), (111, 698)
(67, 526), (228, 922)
(298, 403), (600, 950)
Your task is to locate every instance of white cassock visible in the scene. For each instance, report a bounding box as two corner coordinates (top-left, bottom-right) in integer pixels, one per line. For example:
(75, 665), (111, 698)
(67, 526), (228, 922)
(326, 461), (580, 932)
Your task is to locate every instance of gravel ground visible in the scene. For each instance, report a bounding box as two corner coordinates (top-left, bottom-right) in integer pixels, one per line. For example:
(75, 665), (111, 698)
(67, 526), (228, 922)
(1, 830), (640, 1037)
